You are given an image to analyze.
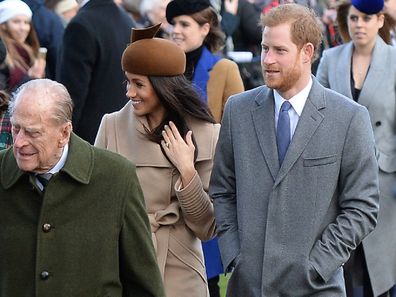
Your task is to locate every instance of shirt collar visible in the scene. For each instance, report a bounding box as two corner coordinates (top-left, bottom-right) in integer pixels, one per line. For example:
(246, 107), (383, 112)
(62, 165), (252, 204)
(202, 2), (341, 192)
(48, 143), (69, 174)
(274, 77), (313, 116)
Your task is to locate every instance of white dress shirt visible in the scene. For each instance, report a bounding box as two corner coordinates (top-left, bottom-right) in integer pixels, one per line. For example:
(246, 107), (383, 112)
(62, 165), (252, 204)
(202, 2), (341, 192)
(274, 77), (313, 140)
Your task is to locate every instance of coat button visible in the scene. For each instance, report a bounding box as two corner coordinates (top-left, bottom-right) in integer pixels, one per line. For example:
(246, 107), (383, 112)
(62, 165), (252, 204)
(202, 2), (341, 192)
(40, 271), (50, 280)
(375, 121), (382, 127)
(42, 223), (52, 232)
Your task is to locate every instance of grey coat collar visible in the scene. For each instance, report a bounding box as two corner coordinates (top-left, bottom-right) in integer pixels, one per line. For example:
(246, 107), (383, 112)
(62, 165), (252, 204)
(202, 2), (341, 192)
(336, 36), (386, 109)
(252, 77), (325, 184)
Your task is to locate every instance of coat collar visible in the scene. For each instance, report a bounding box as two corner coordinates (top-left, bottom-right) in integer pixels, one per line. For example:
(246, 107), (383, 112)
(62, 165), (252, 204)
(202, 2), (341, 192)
(358, 36), (387, 109)
(1, 133), (93, 189)
(112, 101), (216, 167)
(336, 36), (386, 107)
(252, 77), (325, 183)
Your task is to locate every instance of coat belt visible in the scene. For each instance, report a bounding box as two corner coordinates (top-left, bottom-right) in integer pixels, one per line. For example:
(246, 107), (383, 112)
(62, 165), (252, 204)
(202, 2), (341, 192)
(148, 201), (180, 278)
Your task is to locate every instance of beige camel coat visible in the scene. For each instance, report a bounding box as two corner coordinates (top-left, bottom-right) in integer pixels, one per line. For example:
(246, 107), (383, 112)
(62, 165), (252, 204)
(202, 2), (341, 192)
(207, 59), (244, 123)
(95, 101), (219, 297)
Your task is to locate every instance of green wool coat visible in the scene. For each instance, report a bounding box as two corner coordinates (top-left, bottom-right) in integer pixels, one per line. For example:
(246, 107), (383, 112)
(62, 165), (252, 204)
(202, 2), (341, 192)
(0, 133), (165, 297)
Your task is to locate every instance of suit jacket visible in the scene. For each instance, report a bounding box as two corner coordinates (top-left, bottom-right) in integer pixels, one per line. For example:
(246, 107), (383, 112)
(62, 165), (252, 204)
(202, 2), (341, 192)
(94, 102), (219, 297)
(0, 133), (165, 297)
(316, 36), (396, 295)
(57, 0), (134, 144)
(209, 78), (379, 297)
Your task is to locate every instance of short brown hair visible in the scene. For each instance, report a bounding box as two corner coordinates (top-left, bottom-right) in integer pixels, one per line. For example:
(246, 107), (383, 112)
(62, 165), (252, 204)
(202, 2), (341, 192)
(260, 3), (323, 60)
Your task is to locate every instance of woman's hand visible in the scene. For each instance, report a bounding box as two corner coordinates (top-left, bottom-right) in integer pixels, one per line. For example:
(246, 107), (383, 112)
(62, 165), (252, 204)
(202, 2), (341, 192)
(161, 121), (197, 187)
(28, 58), (46, 78)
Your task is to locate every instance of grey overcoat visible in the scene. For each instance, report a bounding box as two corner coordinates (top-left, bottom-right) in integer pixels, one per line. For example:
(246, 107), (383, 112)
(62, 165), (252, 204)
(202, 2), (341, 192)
(316, 36), (396, 296)
(209, 78), (379, 297)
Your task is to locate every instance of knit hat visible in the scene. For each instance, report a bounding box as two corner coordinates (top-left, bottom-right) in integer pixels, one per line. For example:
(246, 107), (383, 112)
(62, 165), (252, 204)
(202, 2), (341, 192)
(351, 0), (384, 14)
(0, 0), (32, 24)
(121, 23), (186, 76)
(54, 0), (78, 16)
(166, 0), (211, 24)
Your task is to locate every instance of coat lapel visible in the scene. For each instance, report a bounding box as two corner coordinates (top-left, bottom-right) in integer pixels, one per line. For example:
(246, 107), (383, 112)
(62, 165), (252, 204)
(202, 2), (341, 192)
(274, 79), (325, 187)
(358, 36), (386, 109)
(252, 87), (279, 181)
(335, 42), (353, 98)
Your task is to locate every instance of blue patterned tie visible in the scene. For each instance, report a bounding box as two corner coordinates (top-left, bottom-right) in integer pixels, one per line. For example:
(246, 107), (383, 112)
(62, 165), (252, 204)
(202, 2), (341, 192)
(36, 173), (53, 190)
(277, 101), (292, 165)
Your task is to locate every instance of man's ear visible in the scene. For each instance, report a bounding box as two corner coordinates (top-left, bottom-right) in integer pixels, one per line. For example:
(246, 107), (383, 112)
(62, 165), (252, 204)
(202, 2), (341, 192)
(58, 122), (72, 148)
(301, 42), (315, 63)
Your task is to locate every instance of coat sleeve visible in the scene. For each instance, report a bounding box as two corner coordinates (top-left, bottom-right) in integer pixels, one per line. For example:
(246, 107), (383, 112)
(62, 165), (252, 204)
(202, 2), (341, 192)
(309, 105), (380, 282)
(209, 98), (240, 272)
(57, 20), (97, 132)
(315, 50), (330, 88)
(173, 124), (220, 241)
(222, 60), (244, 120)
(119, 164), (166, 297)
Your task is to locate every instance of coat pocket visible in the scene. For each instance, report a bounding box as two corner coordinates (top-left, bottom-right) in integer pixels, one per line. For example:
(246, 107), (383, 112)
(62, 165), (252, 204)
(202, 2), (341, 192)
(303, 155), (337, 167)
(377, 150), (396, 173)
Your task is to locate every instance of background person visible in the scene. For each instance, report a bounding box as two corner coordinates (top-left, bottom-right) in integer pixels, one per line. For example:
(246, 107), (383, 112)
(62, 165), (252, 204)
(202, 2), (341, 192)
(95, 24), (218, 297)
(166, 0), (244, 123)
(0, 78), (165, 297)
(210, 4), (379, 296)
(0, 0), (46, 91)
(57, 0), (135, 144)
(316, 0), (396, 296)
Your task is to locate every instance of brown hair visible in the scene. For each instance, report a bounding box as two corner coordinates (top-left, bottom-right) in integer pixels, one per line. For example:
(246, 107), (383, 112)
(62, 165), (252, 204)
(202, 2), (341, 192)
(336, 1), (396, 44)
(0, 21), (40, 71)
(146, 74), (215, 161)
(190, 6), (225, 53)
(260, 3), (323, 61)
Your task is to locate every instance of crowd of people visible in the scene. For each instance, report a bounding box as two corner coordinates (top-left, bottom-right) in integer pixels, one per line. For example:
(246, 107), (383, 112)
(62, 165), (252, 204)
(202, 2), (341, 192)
(0, 0), (395, 297)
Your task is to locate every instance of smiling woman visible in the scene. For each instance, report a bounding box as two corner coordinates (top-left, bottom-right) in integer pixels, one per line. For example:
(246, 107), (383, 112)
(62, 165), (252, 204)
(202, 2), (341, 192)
(95, 23), (219, 297)
(0, 0), (46, 91)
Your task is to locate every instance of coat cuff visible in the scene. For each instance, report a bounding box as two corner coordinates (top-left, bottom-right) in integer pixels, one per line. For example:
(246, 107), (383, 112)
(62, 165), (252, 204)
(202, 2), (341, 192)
(174, 172), (212, 221)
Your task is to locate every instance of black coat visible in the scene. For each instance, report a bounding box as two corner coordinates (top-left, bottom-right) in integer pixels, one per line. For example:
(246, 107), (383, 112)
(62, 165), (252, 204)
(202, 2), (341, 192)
(57, 0), (135, 144)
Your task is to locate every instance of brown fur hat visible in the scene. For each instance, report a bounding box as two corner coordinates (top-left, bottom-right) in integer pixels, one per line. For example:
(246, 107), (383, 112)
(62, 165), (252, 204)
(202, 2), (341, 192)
(121, 23), (186, 76)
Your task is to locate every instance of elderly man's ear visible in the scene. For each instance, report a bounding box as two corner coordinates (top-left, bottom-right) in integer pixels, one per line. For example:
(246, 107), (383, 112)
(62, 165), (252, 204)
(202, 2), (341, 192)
(59, 122), (72, 148)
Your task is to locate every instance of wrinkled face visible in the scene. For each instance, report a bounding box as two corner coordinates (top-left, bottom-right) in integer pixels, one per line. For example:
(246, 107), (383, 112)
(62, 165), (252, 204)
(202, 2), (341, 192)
(125, 72), (166, 129)
(347, 5), (384, 47)
(385, 0), (396, 21)
(11, 95), (71, 174)
(261, 23), (306, 99)
(171, 15), (209, 53)
(3, 15), (31, 43)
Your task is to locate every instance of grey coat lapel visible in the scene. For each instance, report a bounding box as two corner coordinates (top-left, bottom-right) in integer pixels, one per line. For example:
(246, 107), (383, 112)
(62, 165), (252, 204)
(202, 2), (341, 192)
(336, 42), (353, 98)
(252, 87), (280, 181)
(358, 36), (386, 109)
(274, 79), (325, 187)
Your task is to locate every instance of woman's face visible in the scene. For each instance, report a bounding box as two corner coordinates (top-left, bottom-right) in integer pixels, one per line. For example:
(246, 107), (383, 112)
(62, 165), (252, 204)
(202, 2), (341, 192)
(125, 72), (166, 129)
(171, 15), (210, 53)
(4, 15), (31, 43)
(347, 5), (384, 47)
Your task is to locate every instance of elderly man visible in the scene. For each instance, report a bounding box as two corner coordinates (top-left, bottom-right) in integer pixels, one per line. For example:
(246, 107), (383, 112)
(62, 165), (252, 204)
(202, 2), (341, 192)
(210, 4), (379, 297)
(0, 79), (165, 297)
